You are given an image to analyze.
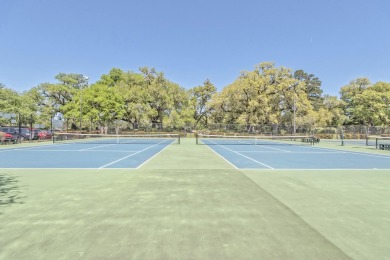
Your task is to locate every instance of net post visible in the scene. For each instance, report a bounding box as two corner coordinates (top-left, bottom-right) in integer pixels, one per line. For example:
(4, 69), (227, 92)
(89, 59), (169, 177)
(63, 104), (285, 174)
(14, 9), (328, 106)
(376, 138), (378, 149)
(178, 134), (180, 144)
(195, 133), (199, 145)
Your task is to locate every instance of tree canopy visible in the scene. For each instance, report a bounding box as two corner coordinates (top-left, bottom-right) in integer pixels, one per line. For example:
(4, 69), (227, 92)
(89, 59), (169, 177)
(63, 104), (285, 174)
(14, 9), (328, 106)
(1, 63), (389, 132)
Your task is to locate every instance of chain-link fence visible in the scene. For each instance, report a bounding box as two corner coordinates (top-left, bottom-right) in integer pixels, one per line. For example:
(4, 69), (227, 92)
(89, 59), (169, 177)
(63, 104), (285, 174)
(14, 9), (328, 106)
(195, 124), (315, 136)
(193, 124), (390, 147)
(57, 120), (390, 147)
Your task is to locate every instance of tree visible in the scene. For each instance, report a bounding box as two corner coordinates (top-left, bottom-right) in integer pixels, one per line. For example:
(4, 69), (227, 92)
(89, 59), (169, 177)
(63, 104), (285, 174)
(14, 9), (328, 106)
(163, 86), (194, 130)
(209, 62), (313, 133)
(140, 67), (188, 128)
(294, 70), (323, 110)
(322, 95), (346, 126)
(97, 68), (125, 87)
(114, 71), (152, 128)
(27, 73), (89, 129)
(0, 85), (20, 125)
(353, 82), (390, 126)
(62, 83), (125, 132)
(189, 79), (216, 128)
(340, 78), (371, 124)
(0, 85), (19, 113)
(0, 85), (38, 127)
(55, 73), (89, 89)
(17, 91), (39, 126)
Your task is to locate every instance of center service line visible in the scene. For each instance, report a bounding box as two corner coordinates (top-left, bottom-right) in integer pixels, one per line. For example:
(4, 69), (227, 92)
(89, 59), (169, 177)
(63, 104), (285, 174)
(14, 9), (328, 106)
(99, 139), (170, 169)
(207, 140), (274, 169)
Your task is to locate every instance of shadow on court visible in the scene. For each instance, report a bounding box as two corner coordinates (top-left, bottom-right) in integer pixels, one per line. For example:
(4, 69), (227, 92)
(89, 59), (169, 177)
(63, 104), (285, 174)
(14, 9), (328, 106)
(0, 172), (25, 213)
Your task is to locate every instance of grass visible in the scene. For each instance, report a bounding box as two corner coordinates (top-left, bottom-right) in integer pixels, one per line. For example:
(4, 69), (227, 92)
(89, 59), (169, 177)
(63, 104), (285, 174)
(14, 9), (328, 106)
(0, 138), (389, 259)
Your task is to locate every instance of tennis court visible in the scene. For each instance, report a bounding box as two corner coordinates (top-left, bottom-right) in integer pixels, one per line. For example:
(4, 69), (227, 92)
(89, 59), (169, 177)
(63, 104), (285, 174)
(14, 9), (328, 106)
(1, 137), (390, 259)
(1, 134), (389, 170)
(197, 135), (390, 170)
(0, 134), (179, 169)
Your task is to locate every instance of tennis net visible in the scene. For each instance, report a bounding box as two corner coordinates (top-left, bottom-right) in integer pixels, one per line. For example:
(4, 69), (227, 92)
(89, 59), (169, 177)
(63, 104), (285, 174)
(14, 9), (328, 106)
(53, 133), (180, 144)
(373, 136), (390, 149)
(196, 134), (318, 146)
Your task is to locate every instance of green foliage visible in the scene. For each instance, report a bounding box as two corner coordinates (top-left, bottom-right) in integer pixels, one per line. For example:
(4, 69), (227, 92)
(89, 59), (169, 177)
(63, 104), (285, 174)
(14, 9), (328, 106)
(353, 82), (390, 125)
(62, 83), (125, 130)
(210, 62), (314, 130)
(322, 95), (346, 126)
(340, 79), (390, 126)
(0, 85), (37, 126)
(139, 67), (190, 128)
(57, 67), (193, 130)
(97, 68), (125, 87)
(189, 79), (216, 127)
(55, 73), (89, 89)
(0, 86), (19, 114)
(116, 71), (152, 127)
(2, 64), (389, 131)
(294, 70), (323, 110)
(340, 78), (371, 124)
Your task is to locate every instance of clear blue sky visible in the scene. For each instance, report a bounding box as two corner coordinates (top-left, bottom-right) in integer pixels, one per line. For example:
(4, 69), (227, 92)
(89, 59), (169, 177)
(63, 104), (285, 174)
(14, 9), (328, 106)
(1, 0), (389, 96)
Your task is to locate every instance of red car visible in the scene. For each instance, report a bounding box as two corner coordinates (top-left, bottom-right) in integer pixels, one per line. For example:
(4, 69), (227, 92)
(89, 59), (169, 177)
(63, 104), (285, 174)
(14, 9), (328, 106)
(31, 129), (45, 140)
(0, 132), (17, 143)
(0, 127), (20, 143)
(32, 130), (52, 140)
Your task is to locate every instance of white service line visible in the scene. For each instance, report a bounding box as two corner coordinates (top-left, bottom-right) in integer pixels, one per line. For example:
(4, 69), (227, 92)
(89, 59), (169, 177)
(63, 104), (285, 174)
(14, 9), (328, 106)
(0, 143), (70, 152)
(204, 144), (239, 169)
(261, 145), (291, 152)
(136, 141), (174, 169)
(207, 140), (274, 169)
(241, 168), (390, 171)
(11, 149), (137, 153)
(298, 144), (390, 159)
(79, 143), (117, 151)
(236, 151), (346, 154)
(99, 139), (170, 169)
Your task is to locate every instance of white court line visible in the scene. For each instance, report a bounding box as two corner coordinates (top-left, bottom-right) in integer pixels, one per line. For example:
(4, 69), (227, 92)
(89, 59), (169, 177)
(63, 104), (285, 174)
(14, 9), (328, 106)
(2, 168), (390, 171)
(80, 149), (138, 153)
(260, 145), (291, 153)
(241, 168), (390, 171)
(0, 167), (138, 170)
(0, 143), (70, 152)
(99, 139), (171, 169)
(297, 144), (390, 159)
(204, 144), (239, 169)
(79, 144), (117, 151)
(235, 151), (347, 154)
(9, 149), (137, 153)
(206, 140), (274, 169)
(136, 141), (174, 169)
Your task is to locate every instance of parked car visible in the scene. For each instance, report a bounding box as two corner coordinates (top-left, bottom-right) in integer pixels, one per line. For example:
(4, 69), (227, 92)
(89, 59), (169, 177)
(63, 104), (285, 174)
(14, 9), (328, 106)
(31, 129), (41, 140)
(0, 127), (20, 143)
(45, 130), (53, 139)
(31, 129), (52, 140)
(0, 131), (5, 143)
(19, 128), (33, 141)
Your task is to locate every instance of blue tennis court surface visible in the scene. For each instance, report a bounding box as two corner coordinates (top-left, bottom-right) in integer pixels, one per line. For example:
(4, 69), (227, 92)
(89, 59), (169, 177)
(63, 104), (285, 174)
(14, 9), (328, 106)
(0, 140), (174, 169)
(201, 140), (390, 170)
